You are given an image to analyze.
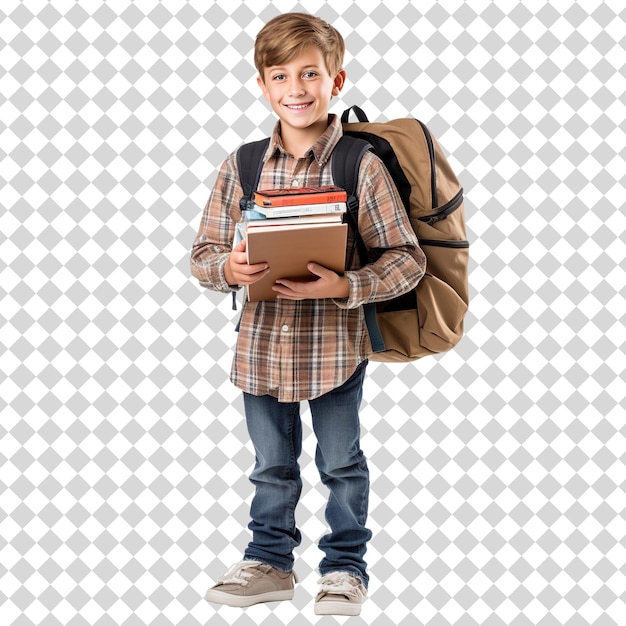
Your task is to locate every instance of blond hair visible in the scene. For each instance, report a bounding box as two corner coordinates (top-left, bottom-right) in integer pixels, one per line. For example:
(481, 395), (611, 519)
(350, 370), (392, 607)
(254, 12), (345, 80)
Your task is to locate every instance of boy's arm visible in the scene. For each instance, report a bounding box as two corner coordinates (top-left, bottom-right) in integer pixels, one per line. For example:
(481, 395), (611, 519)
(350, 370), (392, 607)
(190, 154), (271, 291)
(190, 156), (236, 291)
(272, 153), (425, 303)
(336, 152), (426, 308)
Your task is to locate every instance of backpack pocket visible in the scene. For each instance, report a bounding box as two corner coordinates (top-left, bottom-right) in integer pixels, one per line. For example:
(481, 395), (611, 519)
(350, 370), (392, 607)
(371, 308), (422, 361)
(368, 239), (469, 362)
(416, 240), (469, 354)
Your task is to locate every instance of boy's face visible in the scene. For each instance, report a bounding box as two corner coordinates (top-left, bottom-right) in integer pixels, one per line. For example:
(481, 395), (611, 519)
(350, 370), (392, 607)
(257, 45), (345, 141)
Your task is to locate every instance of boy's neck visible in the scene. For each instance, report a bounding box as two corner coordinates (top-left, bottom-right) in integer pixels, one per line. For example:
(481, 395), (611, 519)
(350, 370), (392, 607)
(279, 117), (331, 158)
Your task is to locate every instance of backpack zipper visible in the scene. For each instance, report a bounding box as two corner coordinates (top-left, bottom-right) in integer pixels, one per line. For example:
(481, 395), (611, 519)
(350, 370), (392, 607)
(417, 188), (464, 225)
(419, 238), (469, 248)
(416, 120), (437, 208)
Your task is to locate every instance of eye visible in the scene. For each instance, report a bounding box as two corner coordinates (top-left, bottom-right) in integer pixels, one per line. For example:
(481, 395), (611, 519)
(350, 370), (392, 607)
(303, 71), (318, 79)
(272, 73), (286, 81)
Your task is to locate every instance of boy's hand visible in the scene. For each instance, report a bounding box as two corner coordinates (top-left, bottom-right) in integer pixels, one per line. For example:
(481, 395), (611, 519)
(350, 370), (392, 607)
(273, 263), (350, 300)
(224, 240), (270, 286)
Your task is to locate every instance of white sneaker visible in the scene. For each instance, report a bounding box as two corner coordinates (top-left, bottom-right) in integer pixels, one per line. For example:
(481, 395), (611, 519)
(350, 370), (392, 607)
(205, 560), (298, 607)
(314, 571), (367, 616)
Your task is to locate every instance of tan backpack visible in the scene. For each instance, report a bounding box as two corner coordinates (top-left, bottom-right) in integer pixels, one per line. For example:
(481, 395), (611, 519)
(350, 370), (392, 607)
(236, 105), (469, 362)
(336, 105), (469, 362)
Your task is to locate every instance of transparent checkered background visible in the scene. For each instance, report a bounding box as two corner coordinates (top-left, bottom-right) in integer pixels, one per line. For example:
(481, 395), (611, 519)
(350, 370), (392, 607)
(1, 1), (625, 624)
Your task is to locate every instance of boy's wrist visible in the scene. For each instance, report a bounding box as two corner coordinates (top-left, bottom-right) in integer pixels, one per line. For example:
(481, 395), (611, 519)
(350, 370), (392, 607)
(223, 259), (236, 287)
(336, 276), (350, 298)
(332, 272), (359, 309)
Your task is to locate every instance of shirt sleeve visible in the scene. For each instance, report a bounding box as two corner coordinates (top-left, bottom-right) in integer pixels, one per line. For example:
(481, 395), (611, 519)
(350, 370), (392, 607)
(190, 152), (242, 293)
(334, 151), (427, 309)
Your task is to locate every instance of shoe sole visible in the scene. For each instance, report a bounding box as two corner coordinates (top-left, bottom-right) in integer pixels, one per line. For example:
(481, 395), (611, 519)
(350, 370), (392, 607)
(314, 600), (361, 616)
(205, 588), (294, 607)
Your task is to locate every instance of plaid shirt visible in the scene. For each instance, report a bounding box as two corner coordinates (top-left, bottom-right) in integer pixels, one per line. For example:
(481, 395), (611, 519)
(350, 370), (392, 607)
(191, 115), (425, 402)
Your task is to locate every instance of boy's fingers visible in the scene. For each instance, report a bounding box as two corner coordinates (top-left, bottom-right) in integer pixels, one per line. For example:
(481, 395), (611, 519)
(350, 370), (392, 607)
(307, 262), (333, 279)
(234, 264), (269, 281)
(237, 267), (271, 285)
(246, 263), (269, 274)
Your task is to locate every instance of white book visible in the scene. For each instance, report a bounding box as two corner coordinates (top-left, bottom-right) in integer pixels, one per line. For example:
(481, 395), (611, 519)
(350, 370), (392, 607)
(255, 201), (347, 219)
(246, 214), (344, 228)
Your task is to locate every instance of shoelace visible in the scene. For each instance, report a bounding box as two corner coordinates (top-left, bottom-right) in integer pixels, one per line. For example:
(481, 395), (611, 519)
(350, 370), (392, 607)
(218, 560), (263, 586)
(317, 572), (365, 599)
(218, 561), (299, 586)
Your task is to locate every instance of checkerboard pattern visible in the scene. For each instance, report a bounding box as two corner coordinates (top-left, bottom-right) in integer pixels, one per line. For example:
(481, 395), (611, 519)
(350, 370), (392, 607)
(1, 1), (624, 624)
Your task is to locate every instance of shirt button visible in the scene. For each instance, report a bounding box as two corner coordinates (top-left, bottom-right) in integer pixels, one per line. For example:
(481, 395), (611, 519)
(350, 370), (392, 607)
(281, 324), (289, 333)
(291, 179), (300, 187)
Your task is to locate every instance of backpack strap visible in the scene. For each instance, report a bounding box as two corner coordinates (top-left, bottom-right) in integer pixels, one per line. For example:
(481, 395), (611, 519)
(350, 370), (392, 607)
(332, 135), (371, 263)
(332, 134), (386, 353)
(341, 105), (369, 123)
(231, 138), (270, 314)
(237, 138), (271, 211)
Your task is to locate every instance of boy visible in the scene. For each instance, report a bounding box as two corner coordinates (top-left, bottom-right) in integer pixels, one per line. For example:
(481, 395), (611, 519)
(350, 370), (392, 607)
(190, 12), (425, 616)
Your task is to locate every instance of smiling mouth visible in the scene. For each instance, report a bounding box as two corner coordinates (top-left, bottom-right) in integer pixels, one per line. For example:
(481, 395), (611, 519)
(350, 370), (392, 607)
(284, 103), (313, 110)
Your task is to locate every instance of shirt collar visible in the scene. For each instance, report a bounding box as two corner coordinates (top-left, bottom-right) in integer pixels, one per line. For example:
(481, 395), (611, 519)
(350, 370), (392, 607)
(264, 114), (343, 167)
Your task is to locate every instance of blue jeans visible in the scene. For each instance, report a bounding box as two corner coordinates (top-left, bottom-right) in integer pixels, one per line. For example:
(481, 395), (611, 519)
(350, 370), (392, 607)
(242, 360), (371, 587)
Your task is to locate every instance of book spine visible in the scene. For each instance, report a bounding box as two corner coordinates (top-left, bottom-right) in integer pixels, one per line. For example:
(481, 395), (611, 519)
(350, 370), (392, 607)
(256, 201), (347, 218)
(254, 191), (347, 207)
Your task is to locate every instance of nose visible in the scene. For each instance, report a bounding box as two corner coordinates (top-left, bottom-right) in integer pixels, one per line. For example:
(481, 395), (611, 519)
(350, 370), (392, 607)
(288, 77), (305, 96)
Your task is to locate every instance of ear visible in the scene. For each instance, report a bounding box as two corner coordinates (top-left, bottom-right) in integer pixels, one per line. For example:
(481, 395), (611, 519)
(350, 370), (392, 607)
(331, 70), (346, 96)
(257, 75), (269, 100)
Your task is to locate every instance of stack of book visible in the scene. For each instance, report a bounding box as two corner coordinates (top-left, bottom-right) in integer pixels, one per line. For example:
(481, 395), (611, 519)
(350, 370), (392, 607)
(237, 185), (349, 301)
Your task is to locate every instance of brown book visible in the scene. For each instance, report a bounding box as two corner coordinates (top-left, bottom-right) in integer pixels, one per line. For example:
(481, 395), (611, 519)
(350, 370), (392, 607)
(245, 222), (348, 302)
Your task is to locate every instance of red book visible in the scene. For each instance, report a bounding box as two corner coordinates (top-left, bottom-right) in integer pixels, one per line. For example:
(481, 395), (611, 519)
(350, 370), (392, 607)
(253, 185), (347, 207)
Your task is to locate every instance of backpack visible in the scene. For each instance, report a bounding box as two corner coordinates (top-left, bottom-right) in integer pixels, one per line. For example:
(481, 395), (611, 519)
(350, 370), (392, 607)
(236, 105), (469, 362)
